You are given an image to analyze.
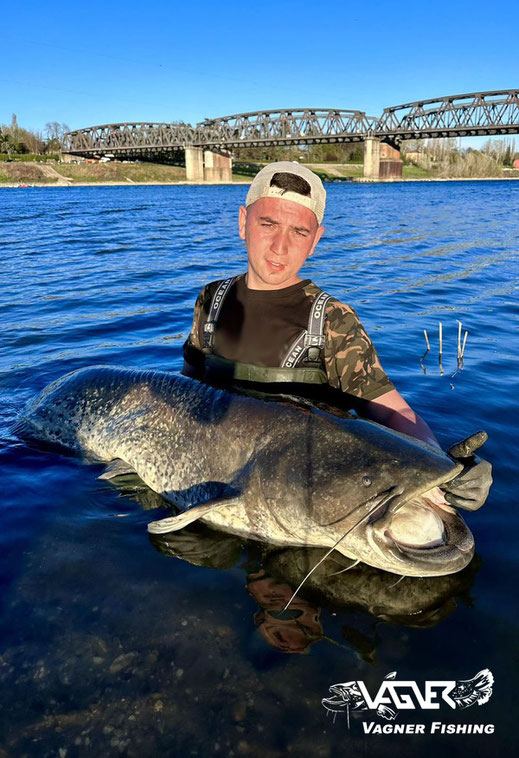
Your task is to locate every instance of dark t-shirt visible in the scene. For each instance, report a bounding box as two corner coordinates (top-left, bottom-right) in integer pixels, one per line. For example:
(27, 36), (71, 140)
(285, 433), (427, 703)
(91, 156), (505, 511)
(185, 274), (394, 402)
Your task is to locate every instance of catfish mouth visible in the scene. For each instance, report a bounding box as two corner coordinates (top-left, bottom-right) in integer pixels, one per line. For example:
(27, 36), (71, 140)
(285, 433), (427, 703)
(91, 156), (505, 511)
(366, 488), (475, 576)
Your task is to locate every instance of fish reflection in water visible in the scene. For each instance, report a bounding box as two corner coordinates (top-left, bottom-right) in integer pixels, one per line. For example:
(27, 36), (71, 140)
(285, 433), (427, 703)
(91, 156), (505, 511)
(246, 570), (323, 654)
(150, 522), (479, 660)
(115, 477), (480, 658)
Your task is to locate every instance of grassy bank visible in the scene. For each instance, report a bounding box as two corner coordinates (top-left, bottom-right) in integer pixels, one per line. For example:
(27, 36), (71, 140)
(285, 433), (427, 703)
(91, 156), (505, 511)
(244, 162), (432, 181)
(0, 161), (187, 185)
(1, 158), (515, 186)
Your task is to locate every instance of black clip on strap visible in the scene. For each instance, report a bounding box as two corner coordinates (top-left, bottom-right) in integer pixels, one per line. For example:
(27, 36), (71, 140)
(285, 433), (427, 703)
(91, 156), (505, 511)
(281, 291), (330, 368)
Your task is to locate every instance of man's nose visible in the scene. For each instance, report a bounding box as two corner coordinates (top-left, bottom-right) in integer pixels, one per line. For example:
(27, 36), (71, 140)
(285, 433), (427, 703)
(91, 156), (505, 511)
(270, 228), (289, 256)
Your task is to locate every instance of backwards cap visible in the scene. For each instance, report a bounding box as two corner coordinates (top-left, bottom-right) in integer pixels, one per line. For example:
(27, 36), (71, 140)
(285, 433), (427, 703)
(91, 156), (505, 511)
(245, 161), (326, 224)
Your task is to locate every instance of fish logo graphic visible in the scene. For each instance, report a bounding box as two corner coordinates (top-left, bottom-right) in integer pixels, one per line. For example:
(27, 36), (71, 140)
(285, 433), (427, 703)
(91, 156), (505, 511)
(322, 669), (493, 728)
(450, 669), (494, 709)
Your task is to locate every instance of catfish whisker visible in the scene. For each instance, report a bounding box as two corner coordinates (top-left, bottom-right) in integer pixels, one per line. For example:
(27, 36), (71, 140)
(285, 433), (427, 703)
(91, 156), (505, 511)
(283, 490), (397, 610)
(328, 559), (360, 576)
(387, 575), (406, 589)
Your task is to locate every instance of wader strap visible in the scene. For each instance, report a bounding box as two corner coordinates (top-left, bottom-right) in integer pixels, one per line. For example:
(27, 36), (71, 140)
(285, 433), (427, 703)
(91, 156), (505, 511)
(203, 276), (238, 352)
(281, 291), (331, 368)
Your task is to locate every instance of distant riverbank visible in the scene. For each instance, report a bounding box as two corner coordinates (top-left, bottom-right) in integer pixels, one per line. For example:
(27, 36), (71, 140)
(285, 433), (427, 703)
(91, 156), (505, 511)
(1, 158), (518, 187)
(2, 177), (519, 189)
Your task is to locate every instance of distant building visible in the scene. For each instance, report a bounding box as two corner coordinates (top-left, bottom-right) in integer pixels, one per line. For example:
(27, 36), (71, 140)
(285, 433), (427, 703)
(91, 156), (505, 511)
(514, 158), (519, 169)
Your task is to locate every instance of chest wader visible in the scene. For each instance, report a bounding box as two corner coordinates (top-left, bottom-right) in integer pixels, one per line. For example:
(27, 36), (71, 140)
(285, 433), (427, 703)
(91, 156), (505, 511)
(186, 277), (358, 416)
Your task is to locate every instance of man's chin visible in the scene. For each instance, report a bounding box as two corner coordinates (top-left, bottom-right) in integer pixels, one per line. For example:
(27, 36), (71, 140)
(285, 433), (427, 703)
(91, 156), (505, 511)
(247, 265), (300, 290)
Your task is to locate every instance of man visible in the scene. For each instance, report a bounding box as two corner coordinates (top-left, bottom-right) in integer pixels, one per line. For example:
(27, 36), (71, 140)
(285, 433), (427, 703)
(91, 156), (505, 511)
(182, 161), (491, 511)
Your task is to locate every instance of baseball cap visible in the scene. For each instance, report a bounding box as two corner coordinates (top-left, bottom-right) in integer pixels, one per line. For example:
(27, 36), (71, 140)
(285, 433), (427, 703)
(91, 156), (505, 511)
(245, 161), (326, 224)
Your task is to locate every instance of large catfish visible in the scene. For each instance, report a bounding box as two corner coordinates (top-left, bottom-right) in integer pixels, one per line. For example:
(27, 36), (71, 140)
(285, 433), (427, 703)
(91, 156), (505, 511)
(13, 366), (485, 577)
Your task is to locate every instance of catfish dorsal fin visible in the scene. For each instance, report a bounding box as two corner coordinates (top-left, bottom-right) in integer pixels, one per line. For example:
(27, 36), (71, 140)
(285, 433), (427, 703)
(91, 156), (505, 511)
(147, 497), (240, 535)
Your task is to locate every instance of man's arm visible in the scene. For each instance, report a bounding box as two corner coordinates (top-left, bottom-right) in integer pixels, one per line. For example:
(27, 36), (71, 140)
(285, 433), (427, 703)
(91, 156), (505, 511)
(362, 388), (441, 449)
(364, 388), (492, 510)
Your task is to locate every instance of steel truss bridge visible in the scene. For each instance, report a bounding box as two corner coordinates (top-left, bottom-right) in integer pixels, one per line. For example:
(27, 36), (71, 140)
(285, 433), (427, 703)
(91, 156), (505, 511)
(64, 90), (519, 159)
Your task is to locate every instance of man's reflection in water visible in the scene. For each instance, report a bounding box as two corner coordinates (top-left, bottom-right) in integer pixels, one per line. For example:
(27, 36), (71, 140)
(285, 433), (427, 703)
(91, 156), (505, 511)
(246, 569), (323, 654)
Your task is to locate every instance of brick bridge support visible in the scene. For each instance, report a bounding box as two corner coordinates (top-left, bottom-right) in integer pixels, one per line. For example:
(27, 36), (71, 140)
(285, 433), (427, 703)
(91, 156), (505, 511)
(363, 138), (403, 180)
(185, 147), (232, 183)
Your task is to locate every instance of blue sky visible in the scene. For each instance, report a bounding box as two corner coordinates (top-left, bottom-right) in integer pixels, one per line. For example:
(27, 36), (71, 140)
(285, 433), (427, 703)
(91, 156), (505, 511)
(1, 0), (518, 147)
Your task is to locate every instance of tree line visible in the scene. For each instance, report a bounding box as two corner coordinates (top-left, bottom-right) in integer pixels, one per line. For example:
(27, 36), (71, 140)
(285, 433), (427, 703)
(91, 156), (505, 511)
(234, 143), (365, 164)
(235, 137), (518, 175)
(0, 114), (69, 155)
(402, 137), (518, 178)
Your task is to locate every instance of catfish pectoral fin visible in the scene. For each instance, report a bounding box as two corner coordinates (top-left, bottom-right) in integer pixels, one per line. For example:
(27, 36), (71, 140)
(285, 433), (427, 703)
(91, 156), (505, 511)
(98, 459), (139, 480)
(147, 496), (242, 534)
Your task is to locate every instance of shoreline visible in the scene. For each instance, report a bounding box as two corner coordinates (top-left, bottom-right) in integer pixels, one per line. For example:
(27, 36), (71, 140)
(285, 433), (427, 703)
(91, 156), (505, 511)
(0, 180), (252, 188)
(1, 176), (519, 188)
(0, 176), (519, 189)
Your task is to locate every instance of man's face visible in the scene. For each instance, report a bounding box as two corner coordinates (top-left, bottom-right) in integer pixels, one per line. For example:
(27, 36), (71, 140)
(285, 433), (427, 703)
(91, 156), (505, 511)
(239, 196), (324, 290)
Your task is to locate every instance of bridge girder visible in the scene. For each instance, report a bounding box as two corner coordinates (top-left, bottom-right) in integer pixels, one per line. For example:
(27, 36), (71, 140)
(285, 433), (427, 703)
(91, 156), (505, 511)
(63, 90), (519, 158)
(197, 108), (378, 149)
(378, 90), (519, 141)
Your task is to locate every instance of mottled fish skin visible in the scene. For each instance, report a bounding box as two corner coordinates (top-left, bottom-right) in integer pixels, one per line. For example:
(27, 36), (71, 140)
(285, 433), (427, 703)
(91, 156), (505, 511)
(14, 365), (474, 576)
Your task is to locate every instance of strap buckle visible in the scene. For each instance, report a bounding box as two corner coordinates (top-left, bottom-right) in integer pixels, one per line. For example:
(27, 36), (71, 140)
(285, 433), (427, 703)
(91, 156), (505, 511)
(304, 333), (325, 349)
(305, 346), (322, 364)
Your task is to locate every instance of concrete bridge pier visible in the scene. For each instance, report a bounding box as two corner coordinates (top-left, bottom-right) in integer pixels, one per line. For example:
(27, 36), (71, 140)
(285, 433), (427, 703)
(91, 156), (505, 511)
(364, 138), (403, 180)
(185, 146), (232, 182)
(185, 146), (205, 182)
(204, 150), (232, 182)
(364, 137), (381, 179)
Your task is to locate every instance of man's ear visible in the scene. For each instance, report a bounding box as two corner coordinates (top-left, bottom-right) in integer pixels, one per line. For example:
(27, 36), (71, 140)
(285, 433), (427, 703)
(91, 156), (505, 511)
(239, 206), (247, 240)
(308, 225), (324, 257)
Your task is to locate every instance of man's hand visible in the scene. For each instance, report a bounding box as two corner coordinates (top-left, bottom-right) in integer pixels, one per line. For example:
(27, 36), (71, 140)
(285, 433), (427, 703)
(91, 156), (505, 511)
(442, 458), (493, 511)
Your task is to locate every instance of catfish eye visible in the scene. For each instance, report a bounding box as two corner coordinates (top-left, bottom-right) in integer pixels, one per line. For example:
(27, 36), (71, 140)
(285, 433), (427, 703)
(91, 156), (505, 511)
(363, 476), (372, 487)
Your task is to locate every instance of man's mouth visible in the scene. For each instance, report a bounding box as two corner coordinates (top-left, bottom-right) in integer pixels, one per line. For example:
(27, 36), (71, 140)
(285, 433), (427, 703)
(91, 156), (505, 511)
(266, 259), (286, 272)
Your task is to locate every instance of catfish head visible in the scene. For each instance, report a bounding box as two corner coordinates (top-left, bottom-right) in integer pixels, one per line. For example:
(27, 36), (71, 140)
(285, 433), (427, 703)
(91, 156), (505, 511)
(256, 414), (480, 577)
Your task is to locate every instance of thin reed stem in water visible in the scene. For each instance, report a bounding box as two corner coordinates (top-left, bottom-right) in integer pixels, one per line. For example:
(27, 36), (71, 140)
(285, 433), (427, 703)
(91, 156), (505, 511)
(438, 322), (443, 374)
(461, 330), (468, 358)
(456, 320), (462, 359)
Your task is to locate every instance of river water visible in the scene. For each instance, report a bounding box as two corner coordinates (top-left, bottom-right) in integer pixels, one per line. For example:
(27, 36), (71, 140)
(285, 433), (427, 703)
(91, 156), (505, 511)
(0, 181), (517, 757)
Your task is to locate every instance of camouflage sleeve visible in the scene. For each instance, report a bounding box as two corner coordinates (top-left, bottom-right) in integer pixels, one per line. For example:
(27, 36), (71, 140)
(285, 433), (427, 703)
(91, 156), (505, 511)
(186, 284), (210, 350)
(323, 300), (395, 401)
